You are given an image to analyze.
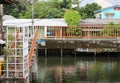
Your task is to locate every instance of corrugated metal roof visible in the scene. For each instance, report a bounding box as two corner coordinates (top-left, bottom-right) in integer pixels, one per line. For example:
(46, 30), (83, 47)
(3, 19), (68, 27)
(80, 0), (120, 8)
(3, 18), (120, 27)
(79, 19), (120, 25)
(34, 19), (67, 26)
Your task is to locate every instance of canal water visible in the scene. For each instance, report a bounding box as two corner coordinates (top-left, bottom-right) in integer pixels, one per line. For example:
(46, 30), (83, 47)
(36, 56), (120, 83)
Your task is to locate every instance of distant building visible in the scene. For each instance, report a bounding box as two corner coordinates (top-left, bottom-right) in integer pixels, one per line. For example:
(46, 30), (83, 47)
(94, 5), (120, 19)
(78, 0), (120, 19)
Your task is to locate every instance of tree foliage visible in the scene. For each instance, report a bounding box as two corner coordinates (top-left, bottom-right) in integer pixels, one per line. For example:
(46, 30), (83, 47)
(3, 0), (102, 19)
(66, 27), (82, 36)
(3, 0), (27, 18)
(103, 22), (115, 36)
(24, 1), (64, 18)
(102, 22), (120, 36)
(79, 3), (101, 19)
(64, 9), (80, 26)
(61, 0), (72, 9)
(64, 9), (81, 35)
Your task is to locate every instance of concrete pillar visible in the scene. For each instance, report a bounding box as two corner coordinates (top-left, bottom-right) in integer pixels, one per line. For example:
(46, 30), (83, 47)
(45, 48), (47, 57)
(94, 52), (96, 57)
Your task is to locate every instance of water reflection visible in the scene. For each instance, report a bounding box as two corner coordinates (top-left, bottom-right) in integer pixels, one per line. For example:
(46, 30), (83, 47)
(37, 57), (120, 83)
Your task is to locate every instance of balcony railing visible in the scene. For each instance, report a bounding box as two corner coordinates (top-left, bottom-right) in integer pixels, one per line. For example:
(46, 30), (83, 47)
(37, 26), (120, 39)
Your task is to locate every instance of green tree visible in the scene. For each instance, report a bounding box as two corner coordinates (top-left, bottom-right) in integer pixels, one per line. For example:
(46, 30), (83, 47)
(61, 0), (72, 9)
(19, 0), (31, 6)
(102, 22), (115, 36)
(102, 22), (120, 36)
(66, 27), (82, 36)
(64, 9), (80, 26)
(24, 1), (64, 18)
(3, 0), (27, 18)
(64, 9), (81, 36)
(79, 3), (101, 19)
(115, 23), (120, 36)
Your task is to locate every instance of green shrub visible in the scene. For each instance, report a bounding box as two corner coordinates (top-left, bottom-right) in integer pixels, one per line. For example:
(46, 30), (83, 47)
(64, 9), (81, 26)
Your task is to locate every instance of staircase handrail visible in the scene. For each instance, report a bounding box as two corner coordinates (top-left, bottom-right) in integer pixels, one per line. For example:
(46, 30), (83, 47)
(28, 27), (39, 69)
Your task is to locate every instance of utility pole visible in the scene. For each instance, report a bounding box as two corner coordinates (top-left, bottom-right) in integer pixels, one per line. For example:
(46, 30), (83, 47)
(31, 0), (35, 35)
(32, 0), (34, 26)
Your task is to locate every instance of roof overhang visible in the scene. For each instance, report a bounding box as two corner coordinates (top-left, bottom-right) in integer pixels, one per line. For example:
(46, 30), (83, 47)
(0, 0), (14, 4)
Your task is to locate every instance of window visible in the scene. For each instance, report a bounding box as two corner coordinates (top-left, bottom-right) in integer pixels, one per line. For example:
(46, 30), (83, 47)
(114, 7), (120, 10)
(47, 27), (55, 36)
(105, 12), (114, 19)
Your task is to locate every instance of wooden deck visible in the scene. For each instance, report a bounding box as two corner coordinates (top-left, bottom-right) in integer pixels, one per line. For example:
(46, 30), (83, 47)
(35, 25), (120, 50)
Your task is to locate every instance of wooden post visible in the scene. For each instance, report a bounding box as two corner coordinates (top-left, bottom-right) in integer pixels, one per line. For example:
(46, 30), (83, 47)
(61, 48), (63, 57)
(74, 49), (77, 65)
(60, 52), (63, 83)
(31, 55), (38, 82)
(31, 72), (36, 82)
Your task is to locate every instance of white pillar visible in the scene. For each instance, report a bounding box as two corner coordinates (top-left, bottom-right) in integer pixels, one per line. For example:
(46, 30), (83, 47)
(27, 76), (30, 83)
(44, 26), (47, 37)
